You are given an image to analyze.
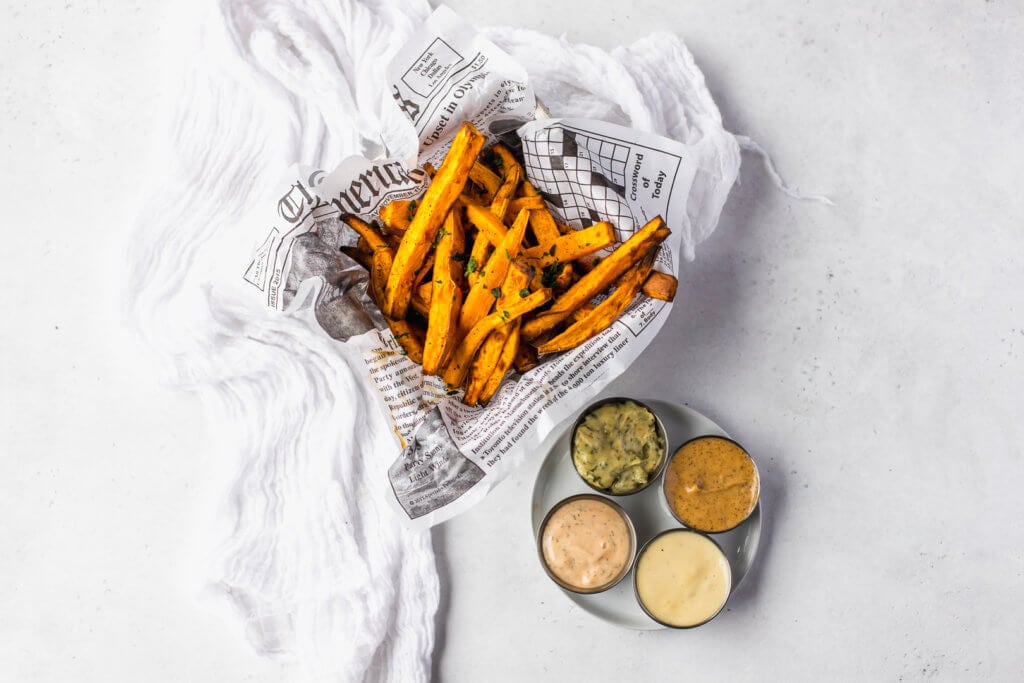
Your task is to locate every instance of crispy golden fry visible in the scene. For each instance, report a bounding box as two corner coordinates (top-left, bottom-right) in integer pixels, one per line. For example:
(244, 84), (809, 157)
(507, 195), (546, 214)
(466, 227), (491, 287)
(356, 236), (373, 255)
(512, 341), (539, 373)
(442, 288), (552, 388)
(379, 201), (413, 234)
(423, 162), (436, 177)
(479, 322), (520, 404)
(569, 302), (598, 323)
(465, 202), (508, 248)
(384, 122), (485, 318)
(423, 211), (464, 375)
(343, 215), (390, 252)
(642, 271), (677, 302)
(522, 181), (561, 247)
(537, 252), (656, 355)
(463, 266), (530, 403)
(387, 318), (425, 364)
(490, 164), (522, 223)
(470, 161), (501, 200)
(370, 248), (394, 306)
(555, 221), (574, 235)
(522, 222), (616, 268)
(521, 216), (670, 341)
(464, 329), (504, 405)
(491, 143), (523, 180)
(458, 209), (529, 337)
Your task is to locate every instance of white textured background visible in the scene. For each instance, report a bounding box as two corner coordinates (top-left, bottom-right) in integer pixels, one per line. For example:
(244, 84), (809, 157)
(2, 1), (1022, 681)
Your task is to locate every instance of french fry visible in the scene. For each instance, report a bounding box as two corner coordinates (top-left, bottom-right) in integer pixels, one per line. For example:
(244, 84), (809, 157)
(470, 161), (501, 200)
(522, 181), (561, 247)
(507, 195), (546, 214)
(458, 209), (529, 337)
(384, 122), (485, 318)
(370, 248), (394, 306)
(479, 322), (520, 404)
(465, 228), (491, 287)
(642, 271), (677, 302)
(521, 216), (670, 341)
(387, 318), (425, 365)
(490, 164), (522, 223)
(343, 215), (390, 252)
(522, 221), (616, 268)
(465, 202), (508, 248)
(536, 252), (656, 355)
(569, 301), (598, 323)
(379, 201), (413, 234)
(423, 211), (464, 375)
(442, 288), (552, 388)
(491, 143), (523, 181)
(463, 267), (529, 404)
(513, 342), (539, 373)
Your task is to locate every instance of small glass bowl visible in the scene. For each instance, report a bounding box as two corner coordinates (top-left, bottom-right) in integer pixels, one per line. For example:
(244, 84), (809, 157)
(537, 493), (638, 594)
(569, 397), (669, 497)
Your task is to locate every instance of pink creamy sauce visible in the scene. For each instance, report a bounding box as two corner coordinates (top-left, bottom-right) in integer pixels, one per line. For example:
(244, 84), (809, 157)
(541, 498), (632, 591)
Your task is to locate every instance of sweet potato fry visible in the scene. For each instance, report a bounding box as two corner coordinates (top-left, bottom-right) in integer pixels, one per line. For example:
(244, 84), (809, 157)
(370, 248), (394, 306)
(343, 215), (390, 252)
(458, 209), (529, 337)
(423, 211), (464, 375)
(463, 267), (530, 403)
(521, 216), (670, 341)
(522, 222), (616, 268)
(465, 202), (508, 248)
(522, 181), (561, 247)
(387, 318), (425, 365)
(379, 201), (413, 234)
(642, 271), (677, 302)
(569, 302), (598, 323)
(479, 322), (520, 404)
(470, 161), (501, 200)
(465, 228), (491, 287)
(490, 164), (522, 223)
(507, 195), (545, 214)
(491, 143), (523, 181)
(442, 288), (552, 388)
(384, 122), (485, 318)
(536, 252), (656, 355)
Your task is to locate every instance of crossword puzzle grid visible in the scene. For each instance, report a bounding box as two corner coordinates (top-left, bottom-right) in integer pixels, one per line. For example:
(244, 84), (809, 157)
(521, 128), (637, 236)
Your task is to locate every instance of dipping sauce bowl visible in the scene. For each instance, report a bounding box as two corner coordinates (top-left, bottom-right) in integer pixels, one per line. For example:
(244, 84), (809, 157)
(538, 494), (637, 594)
(633, 529), (732, 628)
(662, 435), (760, 533)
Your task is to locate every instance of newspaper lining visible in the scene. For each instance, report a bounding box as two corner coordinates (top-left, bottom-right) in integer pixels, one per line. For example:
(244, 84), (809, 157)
(243, 5), (700, 528)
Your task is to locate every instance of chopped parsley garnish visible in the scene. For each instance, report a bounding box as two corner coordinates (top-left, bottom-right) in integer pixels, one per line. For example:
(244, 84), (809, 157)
(491, 287), (502, 298)
(542, 261), (562, 287)
(519, 288), (531, 298)
(465, 256), (478, 276)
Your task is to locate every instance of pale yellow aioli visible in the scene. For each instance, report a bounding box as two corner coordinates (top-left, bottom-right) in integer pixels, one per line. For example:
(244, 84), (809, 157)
(541, 498), (633, 591)
(635, 530), (731, 627)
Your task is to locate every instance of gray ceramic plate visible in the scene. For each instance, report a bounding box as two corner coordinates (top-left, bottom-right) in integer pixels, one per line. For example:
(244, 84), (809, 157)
(530, 399), (763, 630)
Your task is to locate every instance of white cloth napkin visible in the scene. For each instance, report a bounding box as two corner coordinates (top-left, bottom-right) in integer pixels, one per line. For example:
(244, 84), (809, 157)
(127, 1), (751, 680)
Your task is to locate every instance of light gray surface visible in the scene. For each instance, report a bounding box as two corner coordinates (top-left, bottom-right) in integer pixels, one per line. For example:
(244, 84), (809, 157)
(2, 1), (1022, 681)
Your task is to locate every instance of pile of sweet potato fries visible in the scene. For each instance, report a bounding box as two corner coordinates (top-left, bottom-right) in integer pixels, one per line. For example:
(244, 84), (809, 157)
(340, 122), (677, 406)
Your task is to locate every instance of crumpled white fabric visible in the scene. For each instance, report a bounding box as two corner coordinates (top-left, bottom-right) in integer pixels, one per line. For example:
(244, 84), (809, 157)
(127, 0), (743, 680)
